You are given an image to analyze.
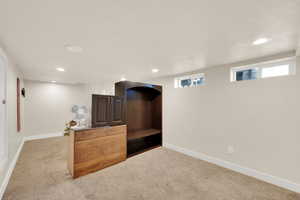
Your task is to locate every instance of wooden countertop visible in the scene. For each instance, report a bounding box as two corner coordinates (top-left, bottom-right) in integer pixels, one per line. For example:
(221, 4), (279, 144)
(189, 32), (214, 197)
(71, 125), (119, 132)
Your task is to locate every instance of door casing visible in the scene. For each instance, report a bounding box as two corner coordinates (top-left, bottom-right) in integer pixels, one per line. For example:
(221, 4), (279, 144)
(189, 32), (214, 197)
(0, 48), (8, 171)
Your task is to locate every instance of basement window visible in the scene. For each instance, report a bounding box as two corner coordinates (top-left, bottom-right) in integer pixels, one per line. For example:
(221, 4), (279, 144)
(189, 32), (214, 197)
(174, 73), (205, 88)
(261, 65), (289, 78)
(234, 68), (258, 81)
(231, 57), (296, 82)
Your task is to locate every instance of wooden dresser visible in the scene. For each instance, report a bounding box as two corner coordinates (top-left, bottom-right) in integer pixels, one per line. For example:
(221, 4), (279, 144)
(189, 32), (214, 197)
(68, 125), (127, 178)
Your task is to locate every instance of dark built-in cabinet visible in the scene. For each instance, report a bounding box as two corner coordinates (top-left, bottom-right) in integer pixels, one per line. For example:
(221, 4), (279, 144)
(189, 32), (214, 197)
(115, 81), (162, 157)
(92, 95), (124, 127)
(91, 81), (162, 157)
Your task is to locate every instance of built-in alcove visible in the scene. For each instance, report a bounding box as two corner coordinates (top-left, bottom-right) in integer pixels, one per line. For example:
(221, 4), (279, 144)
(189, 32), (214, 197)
(126, 87), (161, 138)
(115, 81), (162, 157)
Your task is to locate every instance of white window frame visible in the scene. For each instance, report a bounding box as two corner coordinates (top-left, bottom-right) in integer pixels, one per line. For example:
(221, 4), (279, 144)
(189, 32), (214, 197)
(230, 57), (296, 82)
(0, 48), (8, 172)
(174, 73), (205, 88)
(231, 66), (259, 82)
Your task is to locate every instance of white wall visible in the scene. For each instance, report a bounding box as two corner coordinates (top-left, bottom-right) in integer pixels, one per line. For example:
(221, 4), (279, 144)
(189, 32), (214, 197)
(83, 82), (115, 110)
(23, 80), (89, 136)
(0, 48), (25, 189)
(23, 80), (116, 137)
(84, 83), (115, 96)
(148, 53), (300, 185)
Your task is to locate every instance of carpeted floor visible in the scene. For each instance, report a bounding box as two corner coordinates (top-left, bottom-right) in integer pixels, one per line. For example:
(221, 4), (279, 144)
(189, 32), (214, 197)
(3, 136), (300, 200)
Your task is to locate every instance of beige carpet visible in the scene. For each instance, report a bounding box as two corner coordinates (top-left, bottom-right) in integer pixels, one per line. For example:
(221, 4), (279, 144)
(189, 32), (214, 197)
(3, 136), (300, 200)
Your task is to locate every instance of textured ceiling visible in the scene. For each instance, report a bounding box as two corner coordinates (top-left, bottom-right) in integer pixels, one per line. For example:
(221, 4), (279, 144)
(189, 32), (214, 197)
(0, 0), (299, 84)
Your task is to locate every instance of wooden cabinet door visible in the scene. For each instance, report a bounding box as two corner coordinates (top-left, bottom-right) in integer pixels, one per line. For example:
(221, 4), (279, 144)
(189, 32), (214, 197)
(111, 96), (124, 125)
(92, 95), (112, 127)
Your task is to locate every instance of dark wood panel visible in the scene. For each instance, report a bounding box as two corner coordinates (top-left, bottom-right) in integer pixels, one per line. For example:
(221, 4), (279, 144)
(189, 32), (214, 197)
(127, 90), (152, 133)
(115, 81), (162, 157)
(115, 81), (162, 93)
(111, 96), (124, 125)
(127, 133), (162, 157)
(92, 95), (125, 127)
(127, 128), (161, 140)
(92, 95), (111, 127)
(152, 95), (162, 130)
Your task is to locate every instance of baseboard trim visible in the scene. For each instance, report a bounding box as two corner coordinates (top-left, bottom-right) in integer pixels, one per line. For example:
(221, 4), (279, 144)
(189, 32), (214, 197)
(0, 138), (25, 199)
(164, 143), (300, 193)
(0, 132), (64, 199)
(24, 132), (64, 141)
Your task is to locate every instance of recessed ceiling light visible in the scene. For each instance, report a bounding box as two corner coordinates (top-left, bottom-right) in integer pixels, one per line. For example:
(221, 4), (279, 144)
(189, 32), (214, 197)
(65, 45), (83, 53)
(51, 80), (57, 83)
(56, 67), (65, 72)
(152, 68), (159, 73)
(120, 77), (126, 81)
(253, 38), (271, 45)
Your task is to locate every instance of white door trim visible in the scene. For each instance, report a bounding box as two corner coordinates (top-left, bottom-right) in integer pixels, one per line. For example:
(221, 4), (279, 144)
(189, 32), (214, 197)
(0, 48), (8, 171)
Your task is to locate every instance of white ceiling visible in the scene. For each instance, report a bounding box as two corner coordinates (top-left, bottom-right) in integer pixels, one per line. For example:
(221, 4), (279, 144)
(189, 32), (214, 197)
(0, 0), (299, 84)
